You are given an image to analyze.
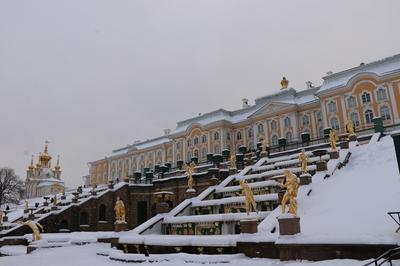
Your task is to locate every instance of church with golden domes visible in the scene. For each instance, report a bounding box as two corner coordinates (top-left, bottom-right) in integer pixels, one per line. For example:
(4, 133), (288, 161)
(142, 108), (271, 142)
(25, 142), (65, 198)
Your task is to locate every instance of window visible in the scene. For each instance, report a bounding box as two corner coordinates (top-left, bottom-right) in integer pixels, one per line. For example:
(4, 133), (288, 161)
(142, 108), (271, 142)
(236, 131), (242, 140)
(284, 117), (291, 128)
(317, 112), (322, 122)
(328, 101), (337, 113)
(226, 132), (230, 140)
(272, 135), (278, 146)
(347, 96), (357, 108)
(302, 115), (310, 126)
(80, 212), (89, 225)
(227, 145), (231, 152)
(257, 124), (264, 134)
(271, 120), (277, 130)
(99, 204), (106, 221)
(194, 137), (199, 146)
(201, 147), (207, 161)
(319, 126), (324, 138)
(193, 149), (199, 158)
(176, 153), (180, 161)
(285, 132), (293, 142)
(365, 109), (374, 124)
(186, 151), (191, 162)
(361, 92), (371, 104)
(248, 128), (253, 138)
(187, 139), (191, 147)
(350, 112), (360, 127)
(176, 142), (180, 150)
(377, 88), (387, 101)
(214, 131), (219, 140)
(330, 117), (339, 130)
(201, 135), (207, 143)
(380, 106), (391, 120)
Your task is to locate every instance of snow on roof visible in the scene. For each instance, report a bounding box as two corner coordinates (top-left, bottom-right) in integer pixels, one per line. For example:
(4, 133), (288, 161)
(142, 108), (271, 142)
(318, 53), (400, 94)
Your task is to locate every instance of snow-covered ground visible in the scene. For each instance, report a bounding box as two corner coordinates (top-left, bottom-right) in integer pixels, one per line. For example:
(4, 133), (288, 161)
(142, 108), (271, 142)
(0, 242), (390, 266)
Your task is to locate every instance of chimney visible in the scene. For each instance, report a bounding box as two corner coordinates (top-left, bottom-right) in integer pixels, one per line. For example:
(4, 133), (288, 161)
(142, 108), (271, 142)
(242, 98), (249, 108)
(305, 81), (313, 89)
(164, 129), (171, 136)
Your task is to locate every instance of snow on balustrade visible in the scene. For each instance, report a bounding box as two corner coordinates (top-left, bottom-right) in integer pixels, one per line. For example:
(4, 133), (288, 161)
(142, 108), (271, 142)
(163, 211), (269, 224)
(191, 193), (278, 207)
(215, 180), (281, 193)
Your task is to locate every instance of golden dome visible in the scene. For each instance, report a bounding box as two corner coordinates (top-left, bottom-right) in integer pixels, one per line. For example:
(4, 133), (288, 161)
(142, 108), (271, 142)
(39, 141), (52, 165)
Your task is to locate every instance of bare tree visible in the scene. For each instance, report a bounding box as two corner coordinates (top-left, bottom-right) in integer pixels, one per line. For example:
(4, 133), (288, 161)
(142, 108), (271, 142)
(0, 168), (24, 208)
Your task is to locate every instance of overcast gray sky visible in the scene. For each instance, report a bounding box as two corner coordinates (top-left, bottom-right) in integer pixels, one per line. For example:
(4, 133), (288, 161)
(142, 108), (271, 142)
(0, 0), (399, 187)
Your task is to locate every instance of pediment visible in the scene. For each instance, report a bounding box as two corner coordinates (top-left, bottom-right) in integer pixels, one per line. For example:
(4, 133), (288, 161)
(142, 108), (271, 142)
(249, 101), (295, 118)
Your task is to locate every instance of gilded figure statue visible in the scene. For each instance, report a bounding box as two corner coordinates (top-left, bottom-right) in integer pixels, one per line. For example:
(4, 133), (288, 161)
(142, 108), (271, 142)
(230, 154), (236, 168)
(298, 149), (308, 174)
(280, 77), (289, 89)
(329, 129), (338, 151)
(186, 161), (196, 190)
(0, 211), (4, 225)
(52, 195), (57, 206)
(280, 169), (299, 215)
(24, 220), (43, 241)
(346, 119), (355, 135)
(114, 196), (126, 222)
(239, 180), (258, 215)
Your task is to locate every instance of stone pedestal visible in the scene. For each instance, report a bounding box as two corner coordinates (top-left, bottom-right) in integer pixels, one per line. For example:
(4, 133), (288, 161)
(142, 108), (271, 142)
(299, 173), (312, 185)
(278, 215), (301, 235)
(349, 134), (357, 142)
(2, 215), (8, 222)
(185, 189), (196, 199)
(316, 161), (327, 171)
(28, 214), (35, 220)
(24, 209), (29, 214)
(51, 206), (58, 211)
(110, 237), (119, 248)
(210, 176), (219, 186)
(114, 221), (128, 232)
(72, 198), (78, 203)
(259, 151), (268, 158)
(108, 183), (114, 189)
(240, 219), (258, 234)
(330, 150), (339, 159)
(91, 190), (97, 196)
(43, 202), (49, 207)
(229, 168), (237, 175)
(156, 202), (169, 214)
(340, 141), (349, 149)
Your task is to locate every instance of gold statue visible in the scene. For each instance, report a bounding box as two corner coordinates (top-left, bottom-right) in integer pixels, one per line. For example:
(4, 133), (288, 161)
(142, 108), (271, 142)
(186, 161), (196, 190)
(230, 154), (236, 168)
(280, 77), (289, 89)
(24, 200), (29, 211)
(280, 169), (299, 215)
(239, 180), (258, 215)
(329, 129), (338, 151)
(298, 149), (308, 174)
(0, 211), (4, 225)
(52, 195), (57, 207)
(24, 220), (43, 241)
(114, 196), (126, 222)
(346, 119), (355, 135)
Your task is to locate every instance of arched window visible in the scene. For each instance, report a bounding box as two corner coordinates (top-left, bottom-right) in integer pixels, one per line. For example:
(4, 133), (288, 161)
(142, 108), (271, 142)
(330, 117), (339, 130)
(194, 137), (199, 146)
(319, 126), (324, 138)
(328, 101), (337, 113)
(226, 132), (231, 140)
(302, 115), (310, 126)
(271, 120), (277, 130)
(201, 135), (207, 143)
(377, 88), (387, 101)
(176, 153), (180, 161)
(214, 131), (219, 140)
(248, 128), (253, 138)
(99, 204), (106, 221)
(350, 112), (360, 127)
(347, 96), (357, 108)
(257, 124), (264, 134)
(193, 149), (199, 158)
(201, 147), (207, 161)
(272, 135), (278, 146)
(284, 117), (291, 128)
(365, 109), (374, 124)
(187, 138), (191, 147)
(285, 132), (293, 142)
(380, 106), (391, 120)
(176, 142), (180, 149)
(186, 151), (191, 162)
(80, 212), (89, 225)
(214, 145), (220, 154)
(236, 131), (242, 140)
(362, 92), (371, 104)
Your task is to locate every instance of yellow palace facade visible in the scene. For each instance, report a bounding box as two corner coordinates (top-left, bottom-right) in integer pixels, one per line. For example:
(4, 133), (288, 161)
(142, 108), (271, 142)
(88, 54), (400, 186)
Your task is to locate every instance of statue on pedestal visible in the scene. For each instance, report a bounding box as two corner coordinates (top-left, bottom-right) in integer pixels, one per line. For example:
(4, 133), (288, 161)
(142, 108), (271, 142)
(280, 77), (289, 89)
(23, 220), (43, 241)
(230, 154), (236, 169)
(52, 195), (57, 207)
(114, 196), (126, 222)
(280, 169), (299, 215)
(329, 129), (338, 151)
(298, 149), (308, 174)
(186, 161), (196, 190)
(239, 180), (258, 215)
(346, 119), (355, 135)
